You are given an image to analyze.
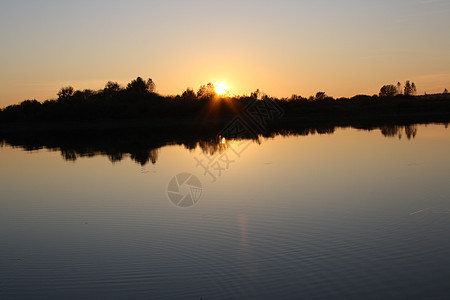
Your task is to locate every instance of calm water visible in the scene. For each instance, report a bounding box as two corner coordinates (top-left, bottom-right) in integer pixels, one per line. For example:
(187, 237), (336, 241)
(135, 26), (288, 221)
(1, 124), (449, 299)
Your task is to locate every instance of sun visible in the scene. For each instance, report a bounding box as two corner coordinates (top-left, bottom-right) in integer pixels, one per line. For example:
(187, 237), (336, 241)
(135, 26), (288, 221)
(215, 82), (228, 95)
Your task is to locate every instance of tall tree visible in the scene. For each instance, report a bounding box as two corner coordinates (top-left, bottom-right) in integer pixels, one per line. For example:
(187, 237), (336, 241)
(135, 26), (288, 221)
(379, 85), (397, 97)
(126, 77), (156, 94)
(397, 82), (402, 95)
(404, 80), (417, 96)
(411, 82), (417, 95)
(197, 83), (216, 99)
(147, 78), (156, 93)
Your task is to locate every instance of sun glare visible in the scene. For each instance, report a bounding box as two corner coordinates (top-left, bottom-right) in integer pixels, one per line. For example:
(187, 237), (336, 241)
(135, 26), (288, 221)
(215, 82), (228, 95)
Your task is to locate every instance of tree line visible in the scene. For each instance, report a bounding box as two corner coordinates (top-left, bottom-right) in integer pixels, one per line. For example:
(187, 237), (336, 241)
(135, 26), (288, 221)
(1, 76), (449, 123)
(379, 80), (417, 97)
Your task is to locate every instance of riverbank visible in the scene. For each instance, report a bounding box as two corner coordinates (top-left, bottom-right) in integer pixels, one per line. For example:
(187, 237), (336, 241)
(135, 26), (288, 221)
(1, 93), (449, 136)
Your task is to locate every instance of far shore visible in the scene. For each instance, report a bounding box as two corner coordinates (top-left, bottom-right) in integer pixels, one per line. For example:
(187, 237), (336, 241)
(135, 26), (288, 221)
(1, 102), (449, 134)
(1, 91), (449, 137)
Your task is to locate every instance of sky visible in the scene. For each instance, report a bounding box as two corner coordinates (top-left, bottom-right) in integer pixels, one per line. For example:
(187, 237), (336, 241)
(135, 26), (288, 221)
(1, 0), (449, 107)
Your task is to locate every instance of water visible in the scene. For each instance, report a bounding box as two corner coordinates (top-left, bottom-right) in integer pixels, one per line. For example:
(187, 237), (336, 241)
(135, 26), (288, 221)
(1, 124), (449, 299)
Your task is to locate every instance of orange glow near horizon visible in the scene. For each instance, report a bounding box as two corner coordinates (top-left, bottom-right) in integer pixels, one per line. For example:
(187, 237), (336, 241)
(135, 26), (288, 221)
(0, 1), (449, 107)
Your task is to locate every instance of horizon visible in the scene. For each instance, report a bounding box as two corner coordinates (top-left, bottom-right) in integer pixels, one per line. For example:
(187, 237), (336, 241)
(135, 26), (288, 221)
(1, 0), (450, 106)
(1, 77), (444, 109)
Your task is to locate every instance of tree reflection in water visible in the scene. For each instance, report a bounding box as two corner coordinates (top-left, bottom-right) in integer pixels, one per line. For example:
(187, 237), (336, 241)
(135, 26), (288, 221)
(0, 123), (444, 165)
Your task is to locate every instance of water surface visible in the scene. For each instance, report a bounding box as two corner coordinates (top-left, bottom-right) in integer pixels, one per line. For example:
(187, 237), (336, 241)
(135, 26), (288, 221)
(1, 124), (449, 299)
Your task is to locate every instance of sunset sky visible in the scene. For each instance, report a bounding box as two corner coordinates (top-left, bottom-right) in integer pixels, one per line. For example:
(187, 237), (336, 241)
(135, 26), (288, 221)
(1, 0), (449, 107)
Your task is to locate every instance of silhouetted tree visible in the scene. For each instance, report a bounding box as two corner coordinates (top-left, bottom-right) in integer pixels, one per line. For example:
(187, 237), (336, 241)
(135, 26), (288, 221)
(290, 94), (306, 101)
(104, 81), (121, 96)
(20, 99), (40, 107)
(57, 86), (74, 100)
(251, 89), (261, 99)
(72, 89), (94, 100)
(404, 80), (417, 96)
(379, 85), (397, 97)
(351, 95), (372, 102)
(315, 91), (326, 101)
(411, 82), (417, 95)
(444, 88), (448, 94)
(127, 77), (146, 94)
(181, 88), (196, 99)
(197, 83), (216, 99)
(397, 82), (402, 95)
(147, 78), (156, 93)
(126, 77), (155, 94)
(83, 89), (94, 98)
